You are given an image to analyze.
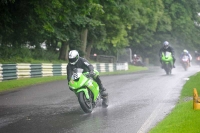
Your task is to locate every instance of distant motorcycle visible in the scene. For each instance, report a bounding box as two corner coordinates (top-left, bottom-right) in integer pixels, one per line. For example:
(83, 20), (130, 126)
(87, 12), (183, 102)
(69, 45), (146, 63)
(181, 55), (189, 71)
(132, 57), (144, 67)
(161, 51), (173, 75)
(68, 68), (108, 113)
(196, 56), (200, 65)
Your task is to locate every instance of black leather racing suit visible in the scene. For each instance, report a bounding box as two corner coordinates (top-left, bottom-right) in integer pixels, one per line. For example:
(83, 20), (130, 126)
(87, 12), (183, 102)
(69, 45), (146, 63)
(67, 57), (105, 91)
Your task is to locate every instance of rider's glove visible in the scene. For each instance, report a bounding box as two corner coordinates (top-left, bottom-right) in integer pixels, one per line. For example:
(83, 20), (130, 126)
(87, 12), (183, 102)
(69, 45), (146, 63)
(89, 71), (95, 78)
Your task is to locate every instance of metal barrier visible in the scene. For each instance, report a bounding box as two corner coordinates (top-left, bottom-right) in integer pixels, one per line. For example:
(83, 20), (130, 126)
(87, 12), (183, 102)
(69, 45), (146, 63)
(0, 63), (128, 82)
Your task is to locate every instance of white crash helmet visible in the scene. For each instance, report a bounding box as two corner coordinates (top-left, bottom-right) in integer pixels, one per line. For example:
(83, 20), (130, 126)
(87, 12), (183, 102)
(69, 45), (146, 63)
(68, 50), (79, 65)
(163, 41), (169, 49)
(183, 49), (188, 54)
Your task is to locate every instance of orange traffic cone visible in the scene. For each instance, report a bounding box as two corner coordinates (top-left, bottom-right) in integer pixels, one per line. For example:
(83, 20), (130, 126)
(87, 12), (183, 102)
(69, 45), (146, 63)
(193, 88), (200, 110)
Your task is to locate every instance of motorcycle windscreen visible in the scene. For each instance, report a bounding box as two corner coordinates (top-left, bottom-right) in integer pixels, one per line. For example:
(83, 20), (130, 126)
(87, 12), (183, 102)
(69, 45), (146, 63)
(162, 52), (173, 62)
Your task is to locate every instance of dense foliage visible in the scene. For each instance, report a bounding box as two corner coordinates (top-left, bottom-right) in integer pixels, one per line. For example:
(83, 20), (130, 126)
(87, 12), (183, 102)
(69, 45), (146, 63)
(0, 0), (200, 64)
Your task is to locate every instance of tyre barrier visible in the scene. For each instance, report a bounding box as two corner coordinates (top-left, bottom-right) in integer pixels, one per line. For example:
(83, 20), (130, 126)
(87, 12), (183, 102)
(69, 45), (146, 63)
(0, 63), (128, 82)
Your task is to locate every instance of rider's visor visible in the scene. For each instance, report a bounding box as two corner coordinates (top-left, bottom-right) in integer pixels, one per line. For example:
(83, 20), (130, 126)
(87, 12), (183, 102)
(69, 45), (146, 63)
(164, 45), (169, 49)
(69, 58), (77, 64)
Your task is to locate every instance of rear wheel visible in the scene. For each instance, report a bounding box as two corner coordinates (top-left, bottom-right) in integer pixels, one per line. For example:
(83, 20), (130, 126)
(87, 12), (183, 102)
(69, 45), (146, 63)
(78, 91), (93, 113)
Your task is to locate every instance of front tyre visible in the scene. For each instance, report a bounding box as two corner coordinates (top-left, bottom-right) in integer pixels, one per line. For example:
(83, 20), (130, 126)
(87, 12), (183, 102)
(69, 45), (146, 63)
(165, 68), (169, 75)
(78, 91), (93, 113)
(184, 64), (187, 71)
(164, 64), (171, 75)
(164, 64), (169, 75)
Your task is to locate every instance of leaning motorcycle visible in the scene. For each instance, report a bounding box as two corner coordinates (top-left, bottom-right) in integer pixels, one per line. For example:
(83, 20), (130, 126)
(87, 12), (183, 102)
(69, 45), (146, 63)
(161, 51), (173, 75)
(181, 55), (189, 71)
(68, 68), (108, 113)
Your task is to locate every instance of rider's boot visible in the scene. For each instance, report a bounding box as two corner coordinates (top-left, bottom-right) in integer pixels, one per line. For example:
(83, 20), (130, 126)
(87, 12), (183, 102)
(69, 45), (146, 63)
(173, 59), (176, 68)
(95, 76), (108, 107)
(95, 76), (108, 97)
(99, 85), (108, 97)
(99, 85), (108, 107)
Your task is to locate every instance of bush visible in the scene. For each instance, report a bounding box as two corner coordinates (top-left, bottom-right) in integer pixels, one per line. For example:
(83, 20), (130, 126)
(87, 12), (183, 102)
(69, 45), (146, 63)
(31, 49), (58, 61)
(0, 45), (59, 63)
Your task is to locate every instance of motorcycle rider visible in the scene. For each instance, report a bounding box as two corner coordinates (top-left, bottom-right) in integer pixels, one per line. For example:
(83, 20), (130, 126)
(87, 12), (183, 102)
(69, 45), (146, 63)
(132, 54), (139, 65)
(66, 50), (108, 97)
(159, 41), (176, 68)
(180, 49), (191, 66)
(194, 51), (200, 64)
(194, 51), (200, 58)
(132, 54), (144, 66)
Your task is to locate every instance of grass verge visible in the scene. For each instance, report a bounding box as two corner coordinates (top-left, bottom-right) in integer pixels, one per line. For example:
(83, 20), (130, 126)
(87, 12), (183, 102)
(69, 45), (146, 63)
(0, 65), (147, 93)
(149, 72), (200, 133)
(0, 76), (67, 93)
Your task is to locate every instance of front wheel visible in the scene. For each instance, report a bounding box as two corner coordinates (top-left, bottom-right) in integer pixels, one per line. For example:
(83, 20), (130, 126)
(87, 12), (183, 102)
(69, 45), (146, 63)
(102, 96), (109, 108)
(164, 63), (172, 75)
(78, 91), (93, 113)
(183, 63), (188, 71)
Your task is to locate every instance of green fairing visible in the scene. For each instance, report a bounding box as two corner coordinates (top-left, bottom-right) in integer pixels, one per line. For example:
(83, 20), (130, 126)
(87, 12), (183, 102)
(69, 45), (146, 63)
(85, 79), (99, 101)
(94, 69), (99, 78)
(161, 52), (173, 63)
(69, 70), (99, 101)
(77, 88), (89, 99)
(68, 74), (88, 89)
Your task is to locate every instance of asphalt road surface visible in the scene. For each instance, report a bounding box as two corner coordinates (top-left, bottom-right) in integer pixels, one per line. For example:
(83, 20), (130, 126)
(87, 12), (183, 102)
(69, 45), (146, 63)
(0, 66), (199, 133)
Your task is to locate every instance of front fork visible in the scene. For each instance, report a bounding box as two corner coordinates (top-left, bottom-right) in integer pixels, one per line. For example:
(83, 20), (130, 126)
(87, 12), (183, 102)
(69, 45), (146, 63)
(163, 61), (173, 68)
(76, 88), (90, 99)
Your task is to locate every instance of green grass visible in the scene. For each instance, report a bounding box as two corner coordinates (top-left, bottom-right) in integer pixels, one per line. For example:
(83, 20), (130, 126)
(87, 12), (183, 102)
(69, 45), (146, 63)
(180, 72), (200, 99)
(0, 65), (147, 93)
(0, 76), (67, 93)
(149, 72), (200, 133)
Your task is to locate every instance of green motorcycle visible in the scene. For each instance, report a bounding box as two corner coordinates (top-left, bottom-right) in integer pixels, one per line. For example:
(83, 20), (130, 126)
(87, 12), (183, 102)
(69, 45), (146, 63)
(68, 68), (108, 113)
(161, 51), (173, 75)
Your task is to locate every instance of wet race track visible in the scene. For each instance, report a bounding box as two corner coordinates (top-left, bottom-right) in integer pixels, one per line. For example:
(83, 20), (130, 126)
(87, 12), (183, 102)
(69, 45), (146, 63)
(0, 66), (199, 133)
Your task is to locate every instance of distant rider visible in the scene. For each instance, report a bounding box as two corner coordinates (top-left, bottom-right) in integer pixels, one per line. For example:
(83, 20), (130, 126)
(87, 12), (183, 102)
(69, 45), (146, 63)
(194, 51), (200, 58)
(159, 41), (176, 68)
(132, 54), (139, 65)
(66, 50), (108, 97)
(132, 54), (144, 66)
(194, 51), (200, 64)
(180, 49), (192, 66)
